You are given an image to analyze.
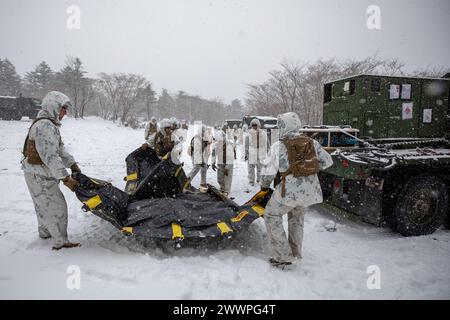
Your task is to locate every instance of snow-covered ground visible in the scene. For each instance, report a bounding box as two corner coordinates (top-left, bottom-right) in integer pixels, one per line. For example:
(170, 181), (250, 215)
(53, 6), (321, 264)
(0, 117), (449, 299)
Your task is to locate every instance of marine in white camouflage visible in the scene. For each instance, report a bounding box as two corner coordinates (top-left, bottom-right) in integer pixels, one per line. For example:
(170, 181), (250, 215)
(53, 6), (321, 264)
(187, 125), (212, 188)
(260, 112), (333, 265)
(211, 125), (236, 195)
(245, 118), (268, 186)
(144, 116), (158, 143)
(21, 91), (81, 250)
(146, 118), (182, 162)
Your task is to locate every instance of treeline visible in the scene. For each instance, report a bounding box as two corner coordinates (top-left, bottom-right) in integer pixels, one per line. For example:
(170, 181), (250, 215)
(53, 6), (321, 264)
(0, 57), (243, 127)
(2, 54), (448, 128)
(245, 55), (450, 125)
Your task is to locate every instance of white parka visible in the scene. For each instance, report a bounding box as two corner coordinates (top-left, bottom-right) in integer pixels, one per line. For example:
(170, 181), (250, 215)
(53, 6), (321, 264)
(261, 112), (333, 208)
(244, 119), (268, 162)
(211, 128), (236, 165)
(189, 126), (212, 165)
(21, 91), (76, 180)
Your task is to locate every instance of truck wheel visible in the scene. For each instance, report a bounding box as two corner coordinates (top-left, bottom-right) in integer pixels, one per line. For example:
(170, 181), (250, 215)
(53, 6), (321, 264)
(445, 203), (450, 229)
(445, 215), (450, 229)
(392, 174), (447, 236)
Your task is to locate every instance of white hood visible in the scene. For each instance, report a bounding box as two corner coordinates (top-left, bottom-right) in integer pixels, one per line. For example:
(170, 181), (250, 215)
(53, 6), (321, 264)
(37, 91), (71, 125)
(158, 118), (172, 136)
(277, 112), (302, 138)
(250, 118), (261, 129)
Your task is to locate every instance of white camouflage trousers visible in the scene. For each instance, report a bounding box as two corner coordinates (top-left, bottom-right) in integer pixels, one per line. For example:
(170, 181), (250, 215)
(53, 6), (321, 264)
(264, 199), (305, 263)
(248, 163), (262, 184)
(24, 172), (68, 247)
(217, 164), (233, 193)
(188, 161), (207, 185)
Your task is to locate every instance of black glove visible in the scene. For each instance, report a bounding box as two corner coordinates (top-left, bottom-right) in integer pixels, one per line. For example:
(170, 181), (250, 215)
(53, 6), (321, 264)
(212, 164), (217, 172)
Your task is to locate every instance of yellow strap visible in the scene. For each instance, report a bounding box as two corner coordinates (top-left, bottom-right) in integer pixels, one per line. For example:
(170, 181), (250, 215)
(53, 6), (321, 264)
(171, 223), (184, 240)
(90, 179), (101, 185)
(175, 166), (183, 177)
(217, 222), (233, 234)
(248, 189), (268, 203)
(258, 189), (268, 197)
(126, 172), (138, 181)
(183, 180), (190, 190)
(162, 153), (170, 160)
(231, 210), (249, 223)
(83, 195), (102, 210)
(121, 227), (133, 235)
(252, 204), (265, 216)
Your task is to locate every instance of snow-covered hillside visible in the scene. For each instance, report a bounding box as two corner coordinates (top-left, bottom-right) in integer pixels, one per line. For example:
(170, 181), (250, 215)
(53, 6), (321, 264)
(0, 117), (449, 299)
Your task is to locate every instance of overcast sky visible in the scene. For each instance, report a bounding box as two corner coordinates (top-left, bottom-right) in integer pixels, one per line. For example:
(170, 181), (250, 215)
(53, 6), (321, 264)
(1, 0), (449, 103)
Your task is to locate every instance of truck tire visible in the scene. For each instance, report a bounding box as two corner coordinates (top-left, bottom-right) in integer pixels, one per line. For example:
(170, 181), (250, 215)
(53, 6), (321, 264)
(445, 215), (450, 229)
(444, 203), (450, 229)
(391, 174), (447, 236)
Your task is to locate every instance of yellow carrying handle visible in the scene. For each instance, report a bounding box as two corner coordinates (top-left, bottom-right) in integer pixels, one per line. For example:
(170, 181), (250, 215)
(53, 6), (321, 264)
(171, 223), (184, 240)
(231, 210), (249, 223)
(83, 195), (102, 210)
(126, 172), (138, 181)
(217, 222), (233, 235)
(251, 204), (265, 217)
(121, 227), (133, 235)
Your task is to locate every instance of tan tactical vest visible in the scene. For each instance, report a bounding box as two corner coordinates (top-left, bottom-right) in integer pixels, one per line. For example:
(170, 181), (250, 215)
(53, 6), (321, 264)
(149, 122), (157, 133)
(22, 117), (58, 165)
(144, 122), (157, 140)
(221, 136), (236, 164)
(155, 131), (174, 157)
(280, 135), (320, 197)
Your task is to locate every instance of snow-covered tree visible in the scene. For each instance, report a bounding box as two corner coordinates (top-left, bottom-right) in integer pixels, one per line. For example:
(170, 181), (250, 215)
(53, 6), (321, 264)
(54, 56), (88, 118)
(0, 58), (21, 96)
(23, 61), (54, 99)
(97, 72), (149, 125)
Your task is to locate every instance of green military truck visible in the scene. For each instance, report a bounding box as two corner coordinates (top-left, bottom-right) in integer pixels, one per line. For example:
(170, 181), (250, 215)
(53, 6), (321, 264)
(0, 95), (41, 120)
(305, 74), (450, 236)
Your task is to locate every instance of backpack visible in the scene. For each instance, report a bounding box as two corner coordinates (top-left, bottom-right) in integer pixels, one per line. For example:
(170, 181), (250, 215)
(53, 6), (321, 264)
(279, 135), (320, 197)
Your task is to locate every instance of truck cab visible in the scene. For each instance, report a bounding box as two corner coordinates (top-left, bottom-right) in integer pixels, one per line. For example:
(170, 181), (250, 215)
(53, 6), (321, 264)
(0, 96), (41, 120)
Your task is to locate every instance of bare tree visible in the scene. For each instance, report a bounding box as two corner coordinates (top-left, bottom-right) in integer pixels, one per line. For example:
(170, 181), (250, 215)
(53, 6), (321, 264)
(97, 73), (121, 122)
(118, 74), (148, 125)
(55, 56), (87, 118)
(245, 55), (413, 125)
(97, 73), (149, 125)
(79, 78), (96, 118)
(412, 66), (450, 78)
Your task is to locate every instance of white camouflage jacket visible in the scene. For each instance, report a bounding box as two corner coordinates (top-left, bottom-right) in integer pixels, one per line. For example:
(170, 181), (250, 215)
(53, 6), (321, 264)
(21, 91), (76, 180)
(261, 112), (333, 208)
(211, 130), (236, 165)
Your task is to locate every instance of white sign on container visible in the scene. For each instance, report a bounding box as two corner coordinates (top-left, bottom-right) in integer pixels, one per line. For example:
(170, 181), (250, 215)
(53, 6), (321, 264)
(402, 102), (413, 120)
(423, 109), (432, 123)
(401, 84), (412, 100)
(390, 84), (400, 99)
